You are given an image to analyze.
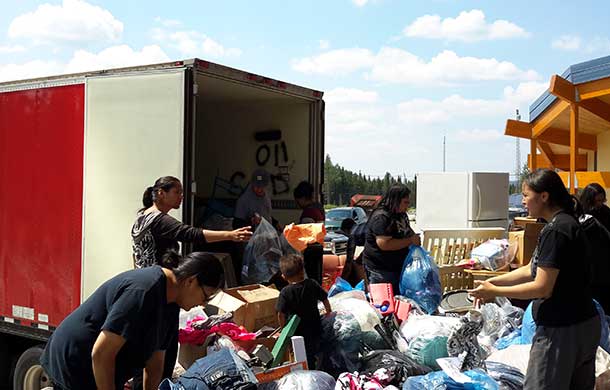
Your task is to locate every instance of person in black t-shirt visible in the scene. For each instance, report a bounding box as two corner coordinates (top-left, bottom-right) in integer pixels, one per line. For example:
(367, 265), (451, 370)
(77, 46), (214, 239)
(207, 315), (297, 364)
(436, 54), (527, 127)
(130, 176), (252, 388)
(581, 183), (610, 232)
(276, 254), (331, 369)
(362, 184), (420, 294)
(470, 169), (600, 390)
(131, 176), (252, 269)
(41, 251), (224, 390)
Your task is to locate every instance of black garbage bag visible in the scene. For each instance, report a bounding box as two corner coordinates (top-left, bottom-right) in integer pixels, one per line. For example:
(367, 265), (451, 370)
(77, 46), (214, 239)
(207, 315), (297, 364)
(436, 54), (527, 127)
(319, 310), (386, 378)
(360, 350), (431, 386)
(257, 370), (335, 390)
(486, 361), (525, 390)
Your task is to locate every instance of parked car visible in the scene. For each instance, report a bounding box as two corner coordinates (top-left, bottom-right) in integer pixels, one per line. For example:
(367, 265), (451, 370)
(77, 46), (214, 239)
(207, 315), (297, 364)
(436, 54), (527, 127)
(324, 207), (367, 232)
(323, 230), (349, 256)
(322, 207), (367, 255)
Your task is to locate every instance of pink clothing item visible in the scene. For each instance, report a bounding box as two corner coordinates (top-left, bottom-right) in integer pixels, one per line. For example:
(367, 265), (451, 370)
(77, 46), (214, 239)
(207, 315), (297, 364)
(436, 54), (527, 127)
(179, 316), (256, 345)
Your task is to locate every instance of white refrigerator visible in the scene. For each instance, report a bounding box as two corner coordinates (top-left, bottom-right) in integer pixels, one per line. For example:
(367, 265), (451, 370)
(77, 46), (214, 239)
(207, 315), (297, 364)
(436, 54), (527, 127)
(416, 172), (509, 230)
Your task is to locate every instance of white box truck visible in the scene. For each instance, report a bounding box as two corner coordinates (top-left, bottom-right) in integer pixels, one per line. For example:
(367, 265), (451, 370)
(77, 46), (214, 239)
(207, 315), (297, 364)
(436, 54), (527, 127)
(0, 58), (324, 389)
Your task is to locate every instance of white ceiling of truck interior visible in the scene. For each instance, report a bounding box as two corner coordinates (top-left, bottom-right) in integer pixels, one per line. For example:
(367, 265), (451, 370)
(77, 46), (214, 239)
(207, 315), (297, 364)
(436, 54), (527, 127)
(196, 73), (307, 103)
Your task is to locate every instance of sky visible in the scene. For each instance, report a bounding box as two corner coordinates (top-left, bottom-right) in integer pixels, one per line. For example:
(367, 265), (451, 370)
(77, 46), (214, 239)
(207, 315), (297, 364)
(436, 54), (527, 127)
(1, 0), (609, 179)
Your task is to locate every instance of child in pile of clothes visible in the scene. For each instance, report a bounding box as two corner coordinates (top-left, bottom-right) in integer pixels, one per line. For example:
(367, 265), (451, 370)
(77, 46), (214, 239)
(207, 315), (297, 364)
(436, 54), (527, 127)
(276, 254), (332, 369)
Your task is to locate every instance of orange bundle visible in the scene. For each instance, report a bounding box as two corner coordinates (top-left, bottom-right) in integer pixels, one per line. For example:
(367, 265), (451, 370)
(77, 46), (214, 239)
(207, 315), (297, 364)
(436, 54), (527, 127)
(283, 222), (326, 252)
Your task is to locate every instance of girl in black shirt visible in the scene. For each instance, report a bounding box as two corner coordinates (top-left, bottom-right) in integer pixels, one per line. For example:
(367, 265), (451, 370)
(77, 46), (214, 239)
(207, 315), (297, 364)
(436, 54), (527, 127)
(362, 184), (420, 294)
(470, 169), (600, 390)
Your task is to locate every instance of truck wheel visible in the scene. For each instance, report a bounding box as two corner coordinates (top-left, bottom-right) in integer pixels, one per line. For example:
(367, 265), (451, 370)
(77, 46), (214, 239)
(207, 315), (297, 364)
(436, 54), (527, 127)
(13, 346), (51, 390)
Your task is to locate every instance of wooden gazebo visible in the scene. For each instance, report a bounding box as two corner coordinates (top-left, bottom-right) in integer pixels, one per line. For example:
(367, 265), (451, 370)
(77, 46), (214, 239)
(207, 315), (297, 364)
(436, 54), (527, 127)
(505, 56), (610, 193)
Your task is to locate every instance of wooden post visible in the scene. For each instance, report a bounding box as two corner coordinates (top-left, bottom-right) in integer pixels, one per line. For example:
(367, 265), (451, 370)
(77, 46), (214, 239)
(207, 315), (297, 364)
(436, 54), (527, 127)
(530, 139), (538, 170)
(570, 103), (579, 194)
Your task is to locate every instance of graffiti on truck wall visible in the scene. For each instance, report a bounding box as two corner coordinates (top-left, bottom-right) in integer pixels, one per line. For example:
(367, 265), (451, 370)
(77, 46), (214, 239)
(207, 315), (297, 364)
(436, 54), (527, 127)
(258, 140), (294, 195)
(229, 134), (296, 196)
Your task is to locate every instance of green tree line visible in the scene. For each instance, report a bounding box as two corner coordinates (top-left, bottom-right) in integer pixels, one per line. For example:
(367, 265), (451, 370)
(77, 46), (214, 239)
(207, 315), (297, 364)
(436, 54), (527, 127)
(323, 155), (417, 207)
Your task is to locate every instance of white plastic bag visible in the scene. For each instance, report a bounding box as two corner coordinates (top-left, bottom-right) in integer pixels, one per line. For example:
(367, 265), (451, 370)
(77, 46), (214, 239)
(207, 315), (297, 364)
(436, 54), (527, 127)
(471, 239), (516, 271)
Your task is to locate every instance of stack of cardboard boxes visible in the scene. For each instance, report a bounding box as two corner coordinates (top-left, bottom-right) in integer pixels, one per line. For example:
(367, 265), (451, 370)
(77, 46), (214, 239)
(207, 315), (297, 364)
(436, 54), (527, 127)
(508, 217), (545, 266)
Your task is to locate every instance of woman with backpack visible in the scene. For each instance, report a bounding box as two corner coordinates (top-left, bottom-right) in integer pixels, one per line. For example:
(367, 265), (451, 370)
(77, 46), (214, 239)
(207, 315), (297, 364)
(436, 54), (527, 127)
(470, 168), (600, 390)
(580, 183), (610, 232)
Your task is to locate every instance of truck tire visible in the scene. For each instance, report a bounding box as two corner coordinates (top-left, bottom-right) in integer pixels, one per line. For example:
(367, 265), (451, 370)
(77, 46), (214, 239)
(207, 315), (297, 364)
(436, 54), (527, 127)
(12, 346), (51, 390)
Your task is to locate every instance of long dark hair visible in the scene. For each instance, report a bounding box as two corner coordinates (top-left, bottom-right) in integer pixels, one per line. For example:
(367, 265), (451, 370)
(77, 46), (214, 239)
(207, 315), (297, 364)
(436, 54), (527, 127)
(524, 169), (581, 218)
(140, 176), (181, 212)
(162, 251), (224, 289)
(293, 181), (314, 200)
(580, 183), (606, 213)
(379, 184), (411, 214)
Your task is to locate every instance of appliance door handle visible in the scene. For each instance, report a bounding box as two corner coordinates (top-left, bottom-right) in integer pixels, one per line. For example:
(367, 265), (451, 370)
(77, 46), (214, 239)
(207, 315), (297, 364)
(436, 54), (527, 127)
(475, 184), (482, 221)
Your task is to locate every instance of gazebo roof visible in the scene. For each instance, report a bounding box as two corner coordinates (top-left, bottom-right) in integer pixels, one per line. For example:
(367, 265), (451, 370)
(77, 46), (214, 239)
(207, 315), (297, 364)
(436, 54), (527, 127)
(504, 55), (610, 191)
(530, 55), (610, 121)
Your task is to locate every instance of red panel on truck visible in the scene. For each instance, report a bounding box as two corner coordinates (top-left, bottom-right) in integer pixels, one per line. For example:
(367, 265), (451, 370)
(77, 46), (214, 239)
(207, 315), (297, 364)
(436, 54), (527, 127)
(0, 84), (84, 327)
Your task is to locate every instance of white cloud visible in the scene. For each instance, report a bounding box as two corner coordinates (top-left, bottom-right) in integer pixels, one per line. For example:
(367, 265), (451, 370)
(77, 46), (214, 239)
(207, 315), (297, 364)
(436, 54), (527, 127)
(293, 47), (539, 84)
(325, 87), (379, 104)
(552, 35), (581, 51)
(403, 10), (529, 42)
(455, 129), (503, 142)
(0, 60), (64, 82)
(397, 81), (548, 125)
(585, 36), (610, 54)
(369, 49), (539, 85)
(154, 16), (182, 28)
(0, 45), (171, 83)
(352, 0), (369, 6)
(291, 48), (374, 75)
(8, 0), (123, 45)
(551, 35), (610, 53)
(152, 28), (241, 58)
(64, 45), (170, 74)
(0, 45), (26, 54)
(319, 40), (330, 50)
(325, 83), (548, 176)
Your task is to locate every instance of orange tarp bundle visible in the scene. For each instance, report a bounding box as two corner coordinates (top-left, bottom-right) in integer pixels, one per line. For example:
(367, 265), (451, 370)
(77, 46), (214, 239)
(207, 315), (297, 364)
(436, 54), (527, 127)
(283, 223), (326, 252)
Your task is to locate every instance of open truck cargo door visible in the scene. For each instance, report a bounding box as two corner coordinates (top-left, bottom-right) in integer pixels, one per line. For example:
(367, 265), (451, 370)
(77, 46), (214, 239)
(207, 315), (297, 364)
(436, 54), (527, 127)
(82, 69), (186, 299)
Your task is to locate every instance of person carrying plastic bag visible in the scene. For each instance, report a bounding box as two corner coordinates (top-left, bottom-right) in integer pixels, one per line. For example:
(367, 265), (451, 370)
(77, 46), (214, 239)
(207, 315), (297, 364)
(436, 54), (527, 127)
(399, 246), (441, 314)
(362, 184), (420, 295)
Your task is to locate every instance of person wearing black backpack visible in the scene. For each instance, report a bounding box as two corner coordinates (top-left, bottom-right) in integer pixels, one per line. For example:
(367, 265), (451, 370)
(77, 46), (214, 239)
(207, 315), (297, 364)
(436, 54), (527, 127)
(470, 169), (600, 390)
(581, 183), (610, 232)
(579, 183), (610, 314)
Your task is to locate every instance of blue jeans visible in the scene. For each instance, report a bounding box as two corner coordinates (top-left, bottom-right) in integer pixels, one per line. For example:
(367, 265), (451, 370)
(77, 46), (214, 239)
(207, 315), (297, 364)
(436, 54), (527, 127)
(364, 264), (401, 296)
(159, 348), (257, 390)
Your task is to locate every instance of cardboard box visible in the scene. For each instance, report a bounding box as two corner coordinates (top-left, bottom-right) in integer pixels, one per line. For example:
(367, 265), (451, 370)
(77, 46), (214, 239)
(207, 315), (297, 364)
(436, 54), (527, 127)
(513, 217), (538, 228)
(509, 222), (545, 266)
(208, 284), (280, 332)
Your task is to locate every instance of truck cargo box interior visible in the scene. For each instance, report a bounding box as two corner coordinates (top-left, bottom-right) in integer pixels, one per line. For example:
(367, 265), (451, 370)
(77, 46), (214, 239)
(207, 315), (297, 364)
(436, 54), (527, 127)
(193, 73), (315, 227)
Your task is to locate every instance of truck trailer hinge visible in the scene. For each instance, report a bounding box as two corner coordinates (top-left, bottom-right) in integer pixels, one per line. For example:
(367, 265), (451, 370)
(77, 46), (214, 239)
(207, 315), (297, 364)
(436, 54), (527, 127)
(193, 84), (199, 96)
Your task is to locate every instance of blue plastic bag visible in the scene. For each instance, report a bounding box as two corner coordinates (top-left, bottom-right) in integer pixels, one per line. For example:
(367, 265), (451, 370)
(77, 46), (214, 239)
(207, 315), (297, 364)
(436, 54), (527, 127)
(399, 246), (442, 314)
(403, 369), (499, 390)
(496, 299), (610, 352)
(495, 302), (535, 350)
(328, 277), (365, 297)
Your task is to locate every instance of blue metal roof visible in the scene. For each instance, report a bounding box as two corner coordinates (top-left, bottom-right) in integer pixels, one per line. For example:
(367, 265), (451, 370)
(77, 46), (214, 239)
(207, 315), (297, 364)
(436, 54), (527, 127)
(529, 55), (610, 122)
